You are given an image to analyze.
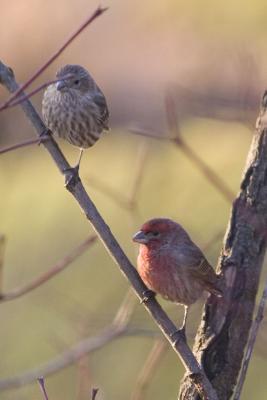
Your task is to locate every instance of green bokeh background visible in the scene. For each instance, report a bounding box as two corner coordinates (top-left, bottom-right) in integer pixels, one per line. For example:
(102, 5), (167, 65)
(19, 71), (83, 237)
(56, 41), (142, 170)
(1, 1), (267, 399)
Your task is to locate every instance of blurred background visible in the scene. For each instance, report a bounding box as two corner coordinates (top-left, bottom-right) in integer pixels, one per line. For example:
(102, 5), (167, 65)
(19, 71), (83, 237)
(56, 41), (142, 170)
(0, 0), (267, 399)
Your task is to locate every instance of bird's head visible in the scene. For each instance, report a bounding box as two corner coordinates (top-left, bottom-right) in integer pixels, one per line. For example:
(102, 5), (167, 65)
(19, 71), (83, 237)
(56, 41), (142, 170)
(55, 64), (94, 94)
(132, 218), (189, 249)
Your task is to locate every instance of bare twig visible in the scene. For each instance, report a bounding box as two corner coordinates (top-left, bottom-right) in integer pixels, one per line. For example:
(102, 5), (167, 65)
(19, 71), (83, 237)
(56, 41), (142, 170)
(0, 290), (144, 391)
(129, 126), (167, 141)
(0, 6), (108, 112)
(0, 235), (97, 302)
(0, 137), (42, 155)
(165, 94), (235, 203)
(130, 120), (235, 204)
(179, 94), (267, 399)
(128, 140), (149, 208)
(233, 275), (267, 400)
(131, 339), (168, 400)
(0, 62), (218, 400)
(38, 377), (49, 400)
(6, 79), (61, 108)
(76, 356), (93, 400)
(87, 140), (149, 210)
(91, 388), (99, 400)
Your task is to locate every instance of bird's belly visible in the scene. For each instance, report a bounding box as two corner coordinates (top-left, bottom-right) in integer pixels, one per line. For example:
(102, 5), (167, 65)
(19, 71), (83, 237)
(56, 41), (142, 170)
(138, 261), (203, 306)
(43, 93), (102, 148)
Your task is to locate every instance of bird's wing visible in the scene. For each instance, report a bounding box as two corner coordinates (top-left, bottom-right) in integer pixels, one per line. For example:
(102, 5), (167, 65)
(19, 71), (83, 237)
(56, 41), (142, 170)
(93, 92), (109, 129)
(189, 257), (222, 296)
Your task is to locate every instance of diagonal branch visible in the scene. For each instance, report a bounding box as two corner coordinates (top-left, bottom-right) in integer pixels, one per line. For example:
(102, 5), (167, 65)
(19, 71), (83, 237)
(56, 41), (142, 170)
(0, 235), (97, 302)
(0, 61), (218, 400)
(165, 94), (235, 203)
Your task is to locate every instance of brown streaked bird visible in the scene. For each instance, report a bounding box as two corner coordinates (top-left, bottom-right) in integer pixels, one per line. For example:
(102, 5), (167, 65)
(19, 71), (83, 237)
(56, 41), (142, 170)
(133, 218), (222, 336)
(42, 64), (109, 177)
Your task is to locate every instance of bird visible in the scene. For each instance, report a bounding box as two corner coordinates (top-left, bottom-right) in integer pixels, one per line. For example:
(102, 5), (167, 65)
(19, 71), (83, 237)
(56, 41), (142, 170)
(132, 218), (222, 336)
(42, 64), (109, 183)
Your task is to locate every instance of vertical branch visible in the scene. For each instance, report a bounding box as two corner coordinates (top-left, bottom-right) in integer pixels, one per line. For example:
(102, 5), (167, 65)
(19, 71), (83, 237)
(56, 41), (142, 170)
(233, 274), (267, 400)
(179, 94), (267, 399)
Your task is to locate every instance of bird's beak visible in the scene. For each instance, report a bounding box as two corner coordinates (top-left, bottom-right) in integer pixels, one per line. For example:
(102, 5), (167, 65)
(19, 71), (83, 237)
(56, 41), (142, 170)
(56, 80), (67, 91)
(132, 230), (148, 244)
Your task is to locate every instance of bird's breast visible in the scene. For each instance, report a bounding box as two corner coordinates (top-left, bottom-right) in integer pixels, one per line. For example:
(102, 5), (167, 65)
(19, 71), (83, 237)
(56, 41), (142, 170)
(137, 247), (203, 305)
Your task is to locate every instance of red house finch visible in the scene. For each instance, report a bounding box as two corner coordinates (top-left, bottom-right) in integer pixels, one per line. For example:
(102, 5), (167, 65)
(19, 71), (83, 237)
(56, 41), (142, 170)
(133, 218), (222, 335)
(42, 64), (109, 181)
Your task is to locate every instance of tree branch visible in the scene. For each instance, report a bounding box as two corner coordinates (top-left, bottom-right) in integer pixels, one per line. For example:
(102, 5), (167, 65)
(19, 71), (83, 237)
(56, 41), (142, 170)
(233, 272), (267, 400)
(0, 235), (97, 302)
(179, 93), (267, 399)
(0, 61), (218, 400)
(0, 290), (150, 390)
(38, 377), (49, 400)
(0, 137), (42, 155)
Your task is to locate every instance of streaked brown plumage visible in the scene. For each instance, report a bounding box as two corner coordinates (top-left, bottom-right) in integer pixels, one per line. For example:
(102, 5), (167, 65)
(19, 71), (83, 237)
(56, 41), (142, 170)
(42, 64), (109, 160)
(133, 218), (222, 333)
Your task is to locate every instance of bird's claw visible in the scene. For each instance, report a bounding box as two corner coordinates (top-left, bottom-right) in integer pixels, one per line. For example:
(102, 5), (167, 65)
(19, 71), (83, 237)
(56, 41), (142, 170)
(170, 327), (187, 346)
(38, 128), (51, 145)
(140, 289), (155, 304)
(64, 164), (80, 188)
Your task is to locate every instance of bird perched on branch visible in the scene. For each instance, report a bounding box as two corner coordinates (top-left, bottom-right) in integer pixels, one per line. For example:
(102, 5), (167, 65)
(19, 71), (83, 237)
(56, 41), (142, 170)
(133, 218), (222, 336)
(42, 64), (109, 183)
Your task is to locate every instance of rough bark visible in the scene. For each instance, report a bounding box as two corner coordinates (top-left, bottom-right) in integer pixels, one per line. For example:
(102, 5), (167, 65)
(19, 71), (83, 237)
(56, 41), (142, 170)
(179, 94), (267, 399)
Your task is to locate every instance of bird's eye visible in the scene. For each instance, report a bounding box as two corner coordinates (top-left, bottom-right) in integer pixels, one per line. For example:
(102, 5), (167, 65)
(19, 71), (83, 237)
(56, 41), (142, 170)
(151, 232), (160, 237)
(74, 80), (80, 85)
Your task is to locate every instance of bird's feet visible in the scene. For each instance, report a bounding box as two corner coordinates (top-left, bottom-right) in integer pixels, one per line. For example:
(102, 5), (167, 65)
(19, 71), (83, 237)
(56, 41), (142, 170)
(64, 163), (80, 188)
(38, 128), (51, 145)
(140, 289), (156, 304)
(170, 327), (187, 346)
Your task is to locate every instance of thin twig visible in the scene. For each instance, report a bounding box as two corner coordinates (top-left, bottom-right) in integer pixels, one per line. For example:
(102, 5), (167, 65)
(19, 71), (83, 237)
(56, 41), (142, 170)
(0, 6), (108, 112)
(131, 339), (168, 400)
(129, 121), (235, 204)
(87, 140), (149, 210)
(0, 290), (144, 391)
(91, 388), (99, 400)
(233, 276), (267, 400)
(165, 93), (235, 203)
(128, 140), (149, 208)
(6, 79), (60, 108)
(0, 235), (97, 302)
(38, 377), (49, 400)
(129, 126), (168, 141)
(0, 61), (218, 400)
(0, 137), (42, 155)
